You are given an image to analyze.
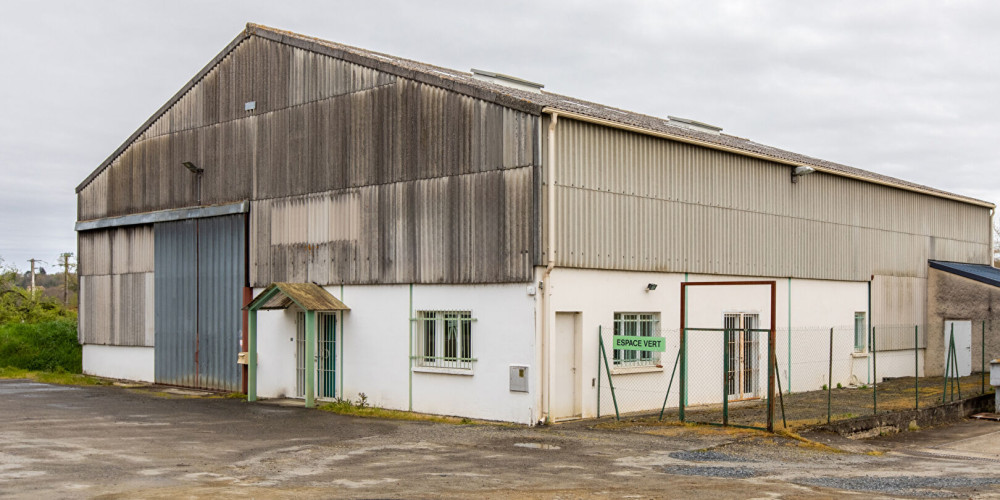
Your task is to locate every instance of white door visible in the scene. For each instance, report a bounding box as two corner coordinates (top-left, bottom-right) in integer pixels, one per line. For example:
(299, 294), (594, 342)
(943, 320), (972, 377)
(553, 313), (581, 419)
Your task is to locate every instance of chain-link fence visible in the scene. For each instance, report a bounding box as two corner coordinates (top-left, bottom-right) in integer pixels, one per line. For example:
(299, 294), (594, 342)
(598, 321), (996, 430)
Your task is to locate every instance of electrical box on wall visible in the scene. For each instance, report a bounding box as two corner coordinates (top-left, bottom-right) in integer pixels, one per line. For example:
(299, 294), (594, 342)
(509, 365), (529, 392)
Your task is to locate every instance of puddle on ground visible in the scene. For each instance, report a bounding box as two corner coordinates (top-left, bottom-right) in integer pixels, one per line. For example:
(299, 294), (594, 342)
(514, 442), (561, 450)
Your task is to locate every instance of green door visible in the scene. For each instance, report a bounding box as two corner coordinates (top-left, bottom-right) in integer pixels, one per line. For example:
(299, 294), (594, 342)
(318, 313), (336, 399)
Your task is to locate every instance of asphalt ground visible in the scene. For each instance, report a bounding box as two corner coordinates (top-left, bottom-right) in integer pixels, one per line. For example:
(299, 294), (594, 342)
(1, 379), (999, 499)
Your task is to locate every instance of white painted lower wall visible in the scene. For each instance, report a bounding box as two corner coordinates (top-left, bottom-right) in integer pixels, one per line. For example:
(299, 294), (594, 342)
(538, 267), (915, 418)
(82, 344), (154, 382)
(252, 283), (538, 424)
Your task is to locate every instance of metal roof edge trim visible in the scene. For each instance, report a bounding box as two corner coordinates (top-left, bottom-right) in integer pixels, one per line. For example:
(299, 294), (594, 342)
(543, 108), (994, 209)
(76, 28), (252, 194)
(75, 201), (249, 232)
(928, 260), (1000, 288)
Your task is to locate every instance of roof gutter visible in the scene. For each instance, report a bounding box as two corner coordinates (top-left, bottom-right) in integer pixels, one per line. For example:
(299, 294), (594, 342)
(541, 107), (994, 210)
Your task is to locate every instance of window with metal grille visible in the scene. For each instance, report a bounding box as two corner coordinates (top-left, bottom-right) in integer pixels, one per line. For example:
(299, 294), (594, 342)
(612, 313), (660, 366)
(854, 312), (867, 352)
(413, 311), (475, 370)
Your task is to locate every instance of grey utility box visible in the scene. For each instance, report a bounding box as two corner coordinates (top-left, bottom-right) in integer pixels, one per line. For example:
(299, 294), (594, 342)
(510, 365), (529, 392)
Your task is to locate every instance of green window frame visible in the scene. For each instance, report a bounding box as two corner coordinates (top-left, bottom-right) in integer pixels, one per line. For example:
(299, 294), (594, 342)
(612, 312), (660, 367)
(414, 311), (475, 370)
(854, 312), (867, 352)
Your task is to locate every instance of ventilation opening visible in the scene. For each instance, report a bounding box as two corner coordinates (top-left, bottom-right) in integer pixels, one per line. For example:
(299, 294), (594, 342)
(667, 116), (723, 135)
(471, 68), (544, 93)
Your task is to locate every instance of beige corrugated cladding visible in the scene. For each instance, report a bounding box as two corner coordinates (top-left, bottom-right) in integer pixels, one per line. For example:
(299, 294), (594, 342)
(544, 116), (990, 282)
(78, 225), (154, 346)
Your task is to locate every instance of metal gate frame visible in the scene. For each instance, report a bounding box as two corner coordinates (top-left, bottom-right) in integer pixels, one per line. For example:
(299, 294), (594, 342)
(679, 281), (777, 431)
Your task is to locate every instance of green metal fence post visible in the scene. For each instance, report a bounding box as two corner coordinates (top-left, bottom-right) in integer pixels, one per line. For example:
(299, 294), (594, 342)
(679, 327), (686, 423)
(953, 332), (962, 400)
(773, 353), (787, 429)
(983, 320), (986, 395)
(827, 327), (833, 424)
(659, 349), (681, 421)
(597, 326), (601, 419)
(248, 309), (257, 402)
(723, 328), (729, 426)
(305, 310), (316, 409)
(872, 326), (877, 415)
(943, 325), (953, 403)
(599, 339), (620, 421)
(914, 325), (919, 410)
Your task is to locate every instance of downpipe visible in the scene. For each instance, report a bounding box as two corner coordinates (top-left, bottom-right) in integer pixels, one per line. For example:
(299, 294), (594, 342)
(540, 112), (558, 425)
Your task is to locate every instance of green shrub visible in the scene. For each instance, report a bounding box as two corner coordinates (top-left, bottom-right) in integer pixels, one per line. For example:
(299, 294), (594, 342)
(0, 320), (81, 373)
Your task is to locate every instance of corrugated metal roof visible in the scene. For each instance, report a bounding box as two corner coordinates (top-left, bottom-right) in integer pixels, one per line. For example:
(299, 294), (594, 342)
(929, 260), (1000, 288)
(76, 22), (992, 209)
(247, 282), (350, 311)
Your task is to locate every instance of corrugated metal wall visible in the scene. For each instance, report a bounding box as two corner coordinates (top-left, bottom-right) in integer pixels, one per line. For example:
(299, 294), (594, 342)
(78, 34), (538, 287)
(154, 219), (198, 387)
(251, 166), (534, 285)
(77, 36), (535, 222)
(154, 215), (244, 391)
(77, 226), (154, 346)
(196, 215), (245, 391)
(545, 117), (990, 281)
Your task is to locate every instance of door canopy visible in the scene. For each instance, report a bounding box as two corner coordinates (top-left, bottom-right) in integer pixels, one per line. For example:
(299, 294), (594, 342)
(244, 282), (350, 313)
(245, 283), (349, 408)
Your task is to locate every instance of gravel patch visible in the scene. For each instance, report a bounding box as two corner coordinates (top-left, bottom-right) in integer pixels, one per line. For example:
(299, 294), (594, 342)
(795, 475), (1000, 497)
(668, 450), (757, 463)
(659, 465), (758, 479)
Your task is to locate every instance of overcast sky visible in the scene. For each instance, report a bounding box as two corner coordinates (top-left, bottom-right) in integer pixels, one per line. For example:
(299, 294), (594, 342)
(1, 1), (998, 272)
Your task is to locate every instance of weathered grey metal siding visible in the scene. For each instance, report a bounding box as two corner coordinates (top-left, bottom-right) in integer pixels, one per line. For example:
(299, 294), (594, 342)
(196, 215), (245, 391)
(547, 117), (990, 281)
(77, 35), (538, 286)
(78, 226), (154, 346)
(251, 166), (534, 286)
(78, 275), (110, 344)
(77, 37), (396, 221)
(155, 219), (198, 388)
(154, 215), (244, 391)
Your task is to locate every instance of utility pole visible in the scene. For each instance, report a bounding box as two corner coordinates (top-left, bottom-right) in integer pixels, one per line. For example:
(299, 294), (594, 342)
(28, 258), (37, 295)
(59, 253), (73, 306)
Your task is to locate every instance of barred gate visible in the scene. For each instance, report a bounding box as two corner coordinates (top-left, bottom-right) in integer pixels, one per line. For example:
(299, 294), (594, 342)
(597, 324), (778, 431)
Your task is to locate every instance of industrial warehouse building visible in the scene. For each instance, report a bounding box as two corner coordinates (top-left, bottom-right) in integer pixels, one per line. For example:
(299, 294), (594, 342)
(76, 24), (995, 424)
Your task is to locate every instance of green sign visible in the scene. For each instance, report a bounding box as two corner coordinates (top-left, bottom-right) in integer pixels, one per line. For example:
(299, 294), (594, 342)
(612, 335), (666, 352)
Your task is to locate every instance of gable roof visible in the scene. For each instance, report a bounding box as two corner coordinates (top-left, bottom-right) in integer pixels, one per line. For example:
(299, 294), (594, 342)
(77, 23), (993, 209)
(245, 282), (350, 311)
(929, 260), (1000, 288)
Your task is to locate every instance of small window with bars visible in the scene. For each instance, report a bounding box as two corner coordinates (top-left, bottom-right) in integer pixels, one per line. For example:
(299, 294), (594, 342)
(854, 312), (867, 352)
(413, 311), (475, 370)
(613, 312), (660, 367)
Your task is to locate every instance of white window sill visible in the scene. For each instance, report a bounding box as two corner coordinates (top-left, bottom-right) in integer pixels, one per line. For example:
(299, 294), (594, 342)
(851, 351), (869, 358)
(611, 365), (664, 375)
(413, 367), (474, 376)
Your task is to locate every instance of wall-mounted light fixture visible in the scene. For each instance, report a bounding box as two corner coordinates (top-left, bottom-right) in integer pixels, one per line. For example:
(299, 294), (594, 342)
(181, 161), (204, 174)
(182, 162), (205, 205)
(646, 283), (658, 292)
(791, 165), (815, 183)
